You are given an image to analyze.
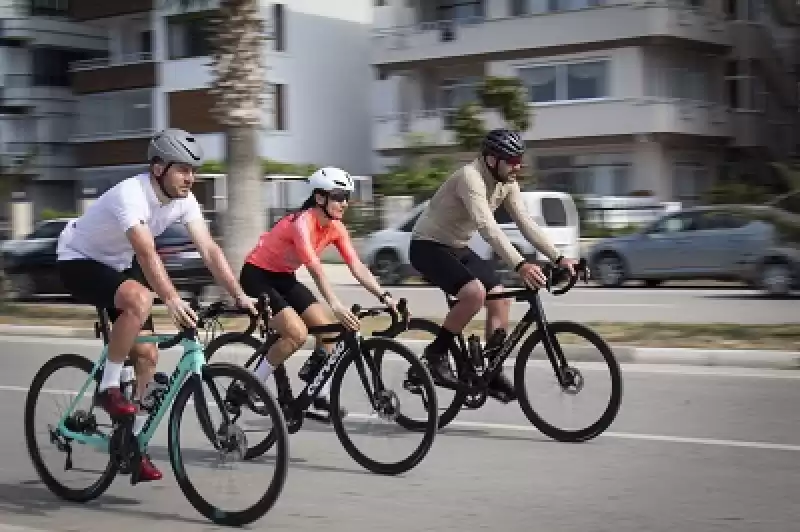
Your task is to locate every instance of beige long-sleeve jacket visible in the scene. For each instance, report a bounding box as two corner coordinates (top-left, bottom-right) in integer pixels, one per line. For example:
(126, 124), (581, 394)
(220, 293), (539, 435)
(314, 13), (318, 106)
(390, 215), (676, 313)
(412, 157), (560, 268)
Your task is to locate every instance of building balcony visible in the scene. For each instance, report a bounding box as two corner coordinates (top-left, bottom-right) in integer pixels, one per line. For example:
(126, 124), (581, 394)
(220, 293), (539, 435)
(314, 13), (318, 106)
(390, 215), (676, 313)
(1, 74), (74, 108)
(68, 0), (153, 21)
(71, 88), (154, 143)
(69, 55), (157, 95)
(373, 98), (732, 151)
(372, 2), (730, 68)
(0, 16), (108, 52)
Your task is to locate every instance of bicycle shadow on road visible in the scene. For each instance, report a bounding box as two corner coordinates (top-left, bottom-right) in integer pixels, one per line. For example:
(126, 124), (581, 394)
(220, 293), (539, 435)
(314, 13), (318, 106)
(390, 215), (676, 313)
(0, 479), (209, 526)
(146, 440), (376, 478)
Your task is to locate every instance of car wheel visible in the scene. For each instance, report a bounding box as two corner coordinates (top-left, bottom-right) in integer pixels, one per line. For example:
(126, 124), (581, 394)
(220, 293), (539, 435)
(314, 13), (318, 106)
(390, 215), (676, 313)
(760, 261), (792, 297)
(595, 254), (627, 287)
(371, 249), (405, 286)
(8, 273), (35, 300)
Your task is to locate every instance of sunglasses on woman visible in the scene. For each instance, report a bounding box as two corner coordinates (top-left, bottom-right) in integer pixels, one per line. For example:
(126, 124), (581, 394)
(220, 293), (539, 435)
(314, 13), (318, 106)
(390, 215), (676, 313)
(327, 189), (351, 202)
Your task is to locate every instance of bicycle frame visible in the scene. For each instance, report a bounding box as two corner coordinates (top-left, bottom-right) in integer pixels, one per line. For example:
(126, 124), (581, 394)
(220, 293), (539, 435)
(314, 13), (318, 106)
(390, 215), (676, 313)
(447, 289), (572, 389)
(258, 328), (383, 415)
(54, 334), (208, 454)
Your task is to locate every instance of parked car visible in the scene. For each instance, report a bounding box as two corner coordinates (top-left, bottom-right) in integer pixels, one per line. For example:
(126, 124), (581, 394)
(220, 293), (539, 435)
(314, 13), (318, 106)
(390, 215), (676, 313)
(2, 219), (214, 300)
(360, 191), (581, 285)
(587, 204), (800, 296)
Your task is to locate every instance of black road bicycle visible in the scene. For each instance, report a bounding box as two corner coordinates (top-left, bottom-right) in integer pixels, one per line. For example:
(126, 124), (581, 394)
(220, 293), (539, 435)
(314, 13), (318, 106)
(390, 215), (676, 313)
(377, 259), (623, 443)
(200, 297), (440, 476)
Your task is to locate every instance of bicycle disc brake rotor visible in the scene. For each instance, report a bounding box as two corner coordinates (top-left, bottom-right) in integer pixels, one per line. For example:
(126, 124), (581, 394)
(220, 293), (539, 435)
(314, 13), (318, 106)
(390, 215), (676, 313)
(217, 423), (248, 462)
(561, 366), (584, 395)
(374, 389), (400, 421)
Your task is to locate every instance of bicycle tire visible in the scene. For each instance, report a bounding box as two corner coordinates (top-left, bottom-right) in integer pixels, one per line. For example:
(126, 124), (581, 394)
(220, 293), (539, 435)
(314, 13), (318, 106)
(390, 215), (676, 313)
(202, 331), (282, 459)
(329, 337), (438, 475)
(384, 317), (466, 429)
(513, 321), (623, 443)
(169, 362), (290, 526)
(24, 353), (117, 502)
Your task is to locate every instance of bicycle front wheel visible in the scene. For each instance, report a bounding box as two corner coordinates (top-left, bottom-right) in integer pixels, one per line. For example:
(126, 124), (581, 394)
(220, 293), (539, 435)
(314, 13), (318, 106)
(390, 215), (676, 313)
(169, 362), (290, 526)
(330, 337), (438, 476)
(514, 321), (623, 443)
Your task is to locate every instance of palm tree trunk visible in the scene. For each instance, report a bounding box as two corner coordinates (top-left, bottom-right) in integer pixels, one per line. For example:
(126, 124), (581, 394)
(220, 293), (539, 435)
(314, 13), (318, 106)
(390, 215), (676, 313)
(223, 124), (264, 274)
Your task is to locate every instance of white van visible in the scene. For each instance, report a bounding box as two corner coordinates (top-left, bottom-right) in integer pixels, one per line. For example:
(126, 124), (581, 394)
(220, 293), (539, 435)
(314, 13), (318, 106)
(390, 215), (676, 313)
(361, 191), (580, 285)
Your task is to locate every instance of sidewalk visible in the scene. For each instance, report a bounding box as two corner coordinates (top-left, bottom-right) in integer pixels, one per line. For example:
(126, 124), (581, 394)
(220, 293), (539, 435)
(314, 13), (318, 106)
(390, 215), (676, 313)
(1, 323), (798, 370)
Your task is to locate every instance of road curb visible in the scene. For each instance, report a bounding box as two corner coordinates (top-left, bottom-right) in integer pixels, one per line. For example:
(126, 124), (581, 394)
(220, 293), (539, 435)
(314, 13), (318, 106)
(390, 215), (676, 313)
(1, 324), (798, 370)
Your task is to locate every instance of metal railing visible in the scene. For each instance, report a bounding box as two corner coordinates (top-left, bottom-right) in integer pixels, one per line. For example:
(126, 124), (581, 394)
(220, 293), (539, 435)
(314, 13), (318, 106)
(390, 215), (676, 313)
(69, 52), (154, 72)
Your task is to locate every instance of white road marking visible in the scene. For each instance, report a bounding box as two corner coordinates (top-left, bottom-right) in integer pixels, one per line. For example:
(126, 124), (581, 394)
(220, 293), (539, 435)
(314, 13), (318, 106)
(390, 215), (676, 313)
(5, 385), (799, 454)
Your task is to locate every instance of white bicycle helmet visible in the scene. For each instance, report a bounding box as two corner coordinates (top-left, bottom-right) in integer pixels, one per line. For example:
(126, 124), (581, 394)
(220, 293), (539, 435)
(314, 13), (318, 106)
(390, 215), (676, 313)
(308, 167), (355, 193)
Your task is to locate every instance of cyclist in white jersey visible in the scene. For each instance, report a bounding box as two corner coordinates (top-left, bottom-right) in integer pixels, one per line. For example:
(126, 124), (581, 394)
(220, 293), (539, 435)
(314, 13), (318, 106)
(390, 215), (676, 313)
(56, 128), (256, 482)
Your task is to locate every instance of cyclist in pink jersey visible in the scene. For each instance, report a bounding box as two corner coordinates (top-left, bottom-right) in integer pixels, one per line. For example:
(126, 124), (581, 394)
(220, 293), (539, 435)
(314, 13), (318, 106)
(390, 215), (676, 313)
(234, 167), (399, 416)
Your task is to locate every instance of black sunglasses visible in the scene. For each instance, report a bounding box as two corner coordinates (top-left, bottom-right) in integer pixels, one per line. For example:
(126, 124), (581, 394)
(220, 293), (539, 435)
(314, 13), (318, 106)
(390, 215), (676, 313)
(327, 189), (351, 202)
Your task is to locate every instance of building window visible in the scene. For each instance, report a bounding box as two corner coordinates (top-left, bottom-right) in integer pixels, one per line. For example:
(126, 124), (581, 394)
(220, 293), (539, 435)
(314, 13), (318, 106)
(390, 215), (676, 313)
(167, 11), (215, 60)
(272, 3), (286, 52)
(534, 153), (631, 196)
(439, 77), (481, 128)
(674, 162), (711, 206)
(518, 60), (609, 103)
(510, 0), (527, 15)
(265, 83), (287, 131)
(76, 89), (153, 140)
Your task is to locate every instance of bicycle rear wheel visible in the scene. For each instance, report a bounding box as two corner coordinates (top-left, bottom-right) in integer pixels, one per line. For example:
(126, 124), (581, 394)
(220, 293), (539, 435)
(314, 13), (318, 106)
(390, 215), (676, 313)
(169, 362), (289, 526)
(514, 321), (623, 443)
(24, 353), (117, 502)
(383, 317), (466, 429)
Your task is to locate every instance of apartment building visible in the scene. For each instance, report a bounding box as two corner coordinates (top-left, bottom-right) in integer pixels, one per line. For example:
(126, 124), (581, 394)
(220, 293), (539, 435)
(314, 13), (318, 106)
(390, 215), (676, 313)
(2, 0), (372, 226)
(371, 0), (800, 205)
(0, 0), (106, 222)
(69, 0), (374, 214)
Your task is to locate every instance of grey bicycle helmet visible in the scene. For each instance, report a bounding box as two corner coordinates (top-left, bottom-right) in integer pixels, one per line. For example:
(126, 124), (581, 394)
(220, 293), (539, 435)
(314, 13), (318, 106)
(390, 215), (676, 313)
(481, 128), (525, 159)
(147, 128), (204, 168)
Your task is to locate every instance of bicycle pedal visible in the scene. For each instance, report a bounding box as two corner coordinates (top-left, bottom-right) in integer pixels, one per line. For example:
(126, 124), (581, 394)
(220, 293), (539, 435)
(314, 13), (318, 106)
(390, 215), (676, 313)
(402, 379), (423, 395)
(304, 410), (331, 424)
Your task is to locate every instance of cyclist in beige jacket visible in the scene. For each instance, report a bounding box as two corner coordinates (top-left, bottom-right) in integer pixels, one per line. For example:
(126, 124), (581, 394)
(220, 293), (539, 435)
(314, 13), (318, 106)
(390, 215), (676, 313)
(410, 128), (578, 403)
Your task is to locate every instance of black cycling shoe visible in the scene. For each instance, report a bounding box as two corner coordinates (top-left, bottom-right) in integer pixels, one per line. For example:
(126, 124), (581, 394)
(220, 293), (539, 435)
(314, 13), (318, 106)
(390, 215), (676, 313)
(225, 381), (268, 415)
(487, 371), (516, 404)
(422, 347), (460, 388)
(312, 396), (348, 419)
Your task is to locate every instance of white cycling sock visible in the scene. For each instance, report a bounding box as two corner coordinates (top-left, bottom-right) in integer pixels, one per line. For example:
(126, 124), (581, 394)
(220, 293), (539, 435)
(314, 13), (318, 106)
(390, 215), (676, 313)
(99, 360), (123, 392)
(319, 376), (332, 399)
(255, 359), (274, 382)
(133, 413), (148, 436)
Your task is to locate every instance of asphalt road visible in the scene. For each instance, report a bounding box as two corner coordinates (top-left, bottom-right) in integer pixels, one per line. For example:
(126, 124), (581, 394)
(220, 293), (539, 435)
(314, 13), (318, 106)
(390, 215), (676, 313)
(0, 336), (799, 532)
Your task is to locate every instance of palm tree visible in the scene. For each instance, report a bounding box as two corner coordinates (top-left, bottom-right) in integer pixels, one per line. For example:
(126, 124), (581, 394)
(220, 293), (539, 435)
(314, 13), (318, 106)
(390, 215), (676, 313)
(170, 0), (268, 273)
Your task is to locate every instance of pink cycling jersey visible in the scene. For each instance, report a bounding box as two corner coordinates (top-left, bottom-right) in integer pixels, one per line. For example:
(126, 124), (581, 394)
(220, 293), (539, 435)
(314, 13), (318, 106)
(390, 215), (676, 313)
(245, 209), (359, 273)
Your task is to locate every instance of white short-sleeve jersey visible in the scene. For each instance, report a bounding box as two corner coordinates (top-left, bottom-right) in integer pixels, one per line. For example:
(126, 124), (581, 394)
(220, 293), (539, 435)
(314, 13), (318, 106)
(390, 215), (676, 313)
(57, 173), (205, 271)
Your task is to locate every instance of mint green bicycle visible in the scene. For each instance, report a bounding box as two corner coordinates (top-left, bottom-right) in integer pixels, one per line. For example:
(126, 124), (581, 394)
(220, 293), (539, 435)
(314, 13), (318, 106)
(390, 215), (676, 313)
(23, 298), (290, 527)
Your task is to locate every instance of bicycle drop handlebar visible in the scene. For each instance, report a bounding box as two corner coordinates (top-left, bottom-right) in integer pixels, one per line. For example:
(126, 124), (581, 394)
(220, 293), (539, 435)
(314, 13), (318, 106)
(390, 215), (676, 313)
(156, 293), (271, 350)
(486, 257), (590, 302)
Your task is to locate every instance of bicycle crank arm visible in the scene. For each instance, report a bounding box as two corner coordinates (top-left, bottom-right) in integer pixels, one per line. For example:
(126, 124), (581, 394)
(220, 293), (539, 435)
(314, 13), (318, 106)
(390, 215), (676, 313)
(304, 410), (331, 424)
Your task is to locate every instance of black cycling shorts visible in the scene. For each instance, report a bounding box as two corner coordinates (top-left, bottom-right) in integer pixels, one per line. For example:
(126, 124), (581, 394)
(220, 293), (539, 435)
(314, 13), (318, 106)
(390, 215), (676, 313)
(239, 262), (319, 316)
(57, 258), (154, 331)
(409, 238), (502, 296)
